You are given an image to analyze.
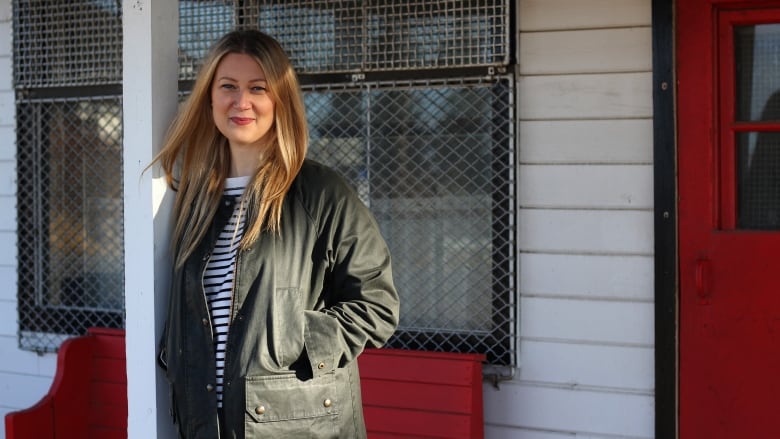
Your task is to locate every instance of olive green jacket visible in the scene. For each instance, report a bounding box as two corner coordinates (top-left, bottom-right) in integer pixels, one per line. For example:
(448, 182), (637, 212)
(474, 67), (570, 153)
(159, 160), (400, 438)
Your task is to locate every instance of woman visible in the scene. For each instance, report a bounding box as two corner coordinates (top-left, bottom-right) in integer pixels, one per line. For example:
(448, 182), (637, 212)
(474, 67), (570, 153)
(153, 29), (400, 438)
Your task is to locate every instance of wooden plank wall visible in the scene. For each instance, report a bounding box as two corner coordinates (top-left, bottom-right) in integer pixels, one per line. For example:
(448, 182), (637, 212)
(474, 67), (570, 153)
(360, 349), (485, 439)
(481, 0), (656, 438)
(0, 2), (60, 438)
(0, 1), (659, 438)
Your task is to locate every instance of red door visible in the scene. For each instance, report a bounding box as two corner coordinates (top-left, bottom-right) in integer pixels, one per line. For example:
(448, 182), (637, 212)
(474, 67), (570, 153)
(678, 1), (780, 437)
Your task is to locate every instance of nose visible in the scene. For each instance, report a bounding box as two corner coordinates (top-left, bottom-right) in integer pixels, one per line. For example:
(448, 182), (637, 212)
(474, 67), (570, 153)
(233, 90), (251, 110)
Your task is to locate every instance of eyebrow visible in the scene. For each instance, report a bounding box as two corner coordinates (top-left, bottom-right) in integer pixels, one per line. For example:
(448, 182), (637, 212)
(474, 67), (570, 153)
(217, 76), (267, 83)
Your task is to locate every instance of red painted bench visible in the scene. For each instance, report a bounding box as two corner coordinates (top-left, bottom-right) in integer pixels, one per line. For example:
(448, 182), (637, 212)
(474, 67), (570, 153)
(4, 327), (127, 439)
(5, 330), (485, 439)
(358, 348), (486, 439)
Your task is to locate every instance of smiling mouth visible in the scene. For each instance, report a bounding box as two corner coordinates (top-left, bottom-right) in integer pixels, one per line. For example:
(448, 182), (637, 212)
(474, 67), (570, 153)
(230, 117), (254, 125)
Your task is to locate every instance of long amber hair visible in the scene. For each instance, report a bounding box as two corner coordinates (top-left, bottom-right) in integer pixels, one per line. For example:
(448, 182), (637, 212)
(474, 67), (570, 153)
(152, 29), (308, 268)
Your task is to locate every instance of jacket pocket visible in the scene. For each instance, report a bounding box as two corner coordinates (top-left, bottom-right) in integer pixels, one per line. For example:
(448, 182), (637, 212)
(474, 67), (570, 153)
(244, 373), (339, 438)
(270, 287), (304, 367)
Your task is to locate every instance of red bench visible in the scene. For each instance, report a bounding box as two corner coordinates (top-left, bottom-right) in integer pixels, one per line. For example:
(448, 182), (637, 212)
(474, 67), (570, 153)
(359, 348), (486, 439)
(4, 327), (127, 439)
(5, 330), (485, 439)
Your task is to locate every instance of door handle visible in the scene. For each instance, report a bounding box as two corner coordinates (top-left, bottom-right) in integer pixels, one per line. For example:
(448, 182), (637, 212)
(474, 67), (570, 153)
(695, 258), (712, 299)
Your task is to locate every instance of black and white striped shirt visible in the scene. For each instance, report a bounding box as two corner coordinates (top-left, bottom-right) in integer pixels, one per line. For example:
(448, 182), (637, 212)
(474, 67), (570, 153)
(203, 176), (249, 407)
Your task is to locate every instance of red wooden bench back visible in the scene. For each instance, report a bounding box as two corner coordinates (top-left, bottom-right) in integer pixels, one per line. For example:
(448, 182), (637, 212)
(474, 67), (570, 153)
(4, 327), (127, 439)
(6, 332), (485, 438)
(358, 348), (486, 439)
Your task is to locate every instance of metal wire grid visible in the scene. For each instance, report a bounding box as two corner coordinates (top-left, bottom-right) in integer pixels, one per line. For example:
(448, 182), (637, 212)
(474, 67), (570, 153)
(13, 0), (123, 88)
(304, 77), (516, 365)
(178, 0), (510, 79)
(16, 96), (125, 352)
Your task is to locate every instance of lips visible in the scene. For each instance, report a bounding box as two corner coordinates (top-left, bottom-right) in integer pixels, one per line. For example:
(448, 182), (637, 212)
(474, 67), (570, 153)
(230, 117), (254, 126)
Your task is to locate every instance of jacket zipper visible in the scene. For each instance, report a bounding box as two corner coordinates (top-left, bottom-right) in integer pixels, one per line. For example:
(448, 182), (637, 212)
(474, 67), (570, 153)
(200, 254), (215, 340)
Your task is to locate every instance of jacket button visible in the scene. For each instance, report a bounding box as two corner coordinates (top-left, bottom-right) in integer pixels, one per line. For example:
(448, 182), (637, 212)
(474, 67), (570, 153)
(255, 405), (265, 415)
(323, 398), (332, 408)
(201, 318), (208, 326)
(202, 253), (210, 262)
(317, 362), (326, 370)
(206, 384), (214, 392)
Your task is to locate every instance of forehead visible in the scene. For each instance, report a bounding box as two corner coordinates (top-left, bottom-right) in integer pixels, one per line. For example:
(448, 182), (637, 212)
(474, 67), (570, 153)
(214, 52), (266, 79)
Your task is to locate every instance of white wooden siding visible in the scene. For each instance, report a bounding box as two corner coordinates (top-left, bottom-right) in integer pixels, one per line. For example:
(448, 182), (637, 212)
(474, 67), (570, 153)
(520, 253), (653, 301)
(485, 0), (655, 437)
(519, 0), (651, 31)
(0, 1), (657, 438)
(0, 1), (58, 435)
(520, 119), (653, 164)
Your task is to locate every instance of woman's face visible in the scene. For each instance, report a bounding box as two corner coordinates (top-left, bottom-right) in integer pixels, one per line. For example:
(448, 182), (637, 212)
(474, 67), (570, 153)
(211, 53), (276, 153)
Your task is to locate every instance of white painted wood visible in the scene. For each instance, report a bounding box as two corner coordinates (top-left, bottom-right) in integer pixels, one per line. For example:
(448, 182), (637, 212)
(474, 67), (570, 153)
(518, 72), (653, 120)
(0, 371), (54, 409)
(122, 2), (179, 438)
(484, 425), (614, 439)
(519, 164), (653, 209)
(520, 28), (652, 75)
(0, 300), (17, 336)
(519, 209), (654, 255)
(0, 127), (13, 160)
(483, 382), (654, 438)
(519, 119), (653, 164)
(0, 56), (10, 90)
(0, 232), (13, 265)
(520, 297), (654, 346)
(520, 253), (653, 301)
(0, 91), (13, 126)
(0, 161), (13, 195)
(0, 0), (9, 24)
(519, 340), (654, 390)
(0, 335), (53, 375)
(0, 195), (13, 230)
(0, 266), (14, 301)
(519, 0), (651, 31)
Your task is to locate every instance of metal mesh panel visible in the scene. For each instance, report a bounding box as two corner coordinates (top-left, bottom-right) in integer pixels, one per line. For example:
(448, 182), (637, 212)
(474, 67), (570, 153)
(16, 96), (125, 352)
(305, 77), (516, 365)
(177, 0), (516, 366)
(738, 131), (780, 229)
(179, 0), (241, 78)
(13, 0), (123, 88)
(178, 0), (510, 79)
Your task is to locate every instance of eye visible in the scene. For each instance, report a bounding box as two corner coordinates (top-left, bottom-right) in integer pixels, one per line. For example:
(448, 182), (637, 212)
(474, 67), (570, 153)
(220, 83), (237, 90)
(252, 86), (268, 93)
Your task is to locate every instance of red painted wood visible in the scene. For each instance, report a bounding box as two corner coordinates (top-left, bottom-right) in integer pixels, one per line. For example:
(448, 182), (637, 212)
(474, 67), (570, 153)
(4, 328), (127, 439)
(361, 379), (476, 414)
(364, 406), (473, 439)
(6, 333), (482, 438)
(358, 348), (485, 439)
(678, 2), (780, 437)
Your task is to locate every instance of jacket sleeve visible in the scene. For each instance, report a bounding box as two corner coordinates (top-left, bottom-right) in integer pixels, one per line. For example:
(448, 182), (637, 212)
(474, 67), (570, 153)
(303, 176), (400, 378)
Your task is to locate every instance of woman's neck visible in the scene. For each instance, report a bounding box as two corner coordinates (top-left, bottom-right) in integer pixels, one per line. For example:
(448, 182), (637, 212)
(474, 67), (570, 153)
(228, 145), (263, 177)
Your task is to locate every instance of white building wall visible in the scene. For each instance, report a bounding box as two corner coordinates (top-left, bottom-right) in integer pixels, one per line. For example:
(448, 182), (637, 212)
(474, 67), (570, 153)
(0, 1), (58, 438)
(482, 1), (655, 438)
(0, 1), (658, 438)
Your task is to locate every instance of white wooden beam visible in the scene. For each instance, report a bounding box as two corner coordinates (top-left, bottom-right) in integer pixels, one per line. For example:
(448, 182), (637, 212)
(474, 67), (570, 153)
(122, 1), (178, 437)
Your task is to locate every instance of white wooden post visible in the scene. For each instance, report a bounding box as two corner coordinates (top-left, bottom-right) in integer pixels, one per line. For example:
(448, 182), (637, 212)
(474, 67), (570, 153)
(122, 1), (179, 437)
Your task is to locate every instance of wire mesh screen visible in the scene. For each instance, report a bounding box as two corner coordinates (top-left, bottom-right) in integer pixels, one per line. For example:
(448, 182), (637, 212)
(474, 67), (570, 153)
(304, 77), (516, 365)
(14, 0), (125, 352)
(177, 0), (516, 366)
(178, 0), (510, 79)
(738, 131), (780, 229)
(16, 97), (125, 352)
(13, 0), (123, 88)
